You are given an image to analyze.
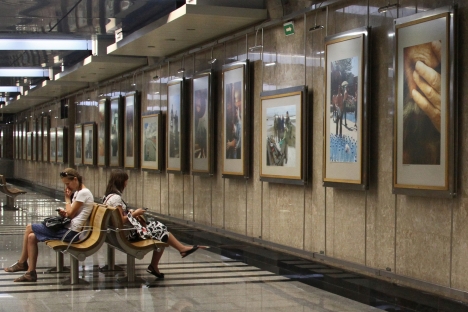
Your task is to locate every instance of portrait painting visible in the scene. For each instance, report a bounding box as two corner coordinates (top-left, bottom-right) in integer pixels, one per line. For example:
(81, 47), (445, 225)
(36, 117), (42, 161)
(141, 113), (162, 171)
(57, 127), (67, 164)
(394, 7), (456, 196)
(74, 124), (83, 164)
(83, 123), (95, 165)
(323, 28), (370, 189)
(166, 79), (186, 172)
(26, 132), (32, 161)
(191, 71), (213, 174)
(222, 61), (249, 178)
(260, 86), (307, 184)
(50, 128), (56, 163)
(22, 121), (27, 160)
(98, 98), (108, 166)
(109, 96), (122, 167)
(124, 92), (140, 168)
(42, 116), (49, 162)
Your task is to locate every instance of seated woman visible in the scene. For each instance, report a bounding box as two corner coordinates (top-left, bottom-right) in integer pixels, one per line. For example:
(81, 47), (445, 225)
(4, 168), (94, 282)
(103, 169), (202, 279)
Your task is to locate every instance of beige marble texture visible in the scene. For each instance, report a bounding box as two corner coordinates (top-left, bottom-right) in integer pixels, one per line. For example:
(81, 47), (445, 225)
(263, 183), (305, 249)
(333, 189), (366, 264)
(142, 171), (162, 212)
(183, 175), (193, 221)
(246, 60), (263, 239)
(396, 196), (452, 286)
(224, 178), (247, 234)
(193, 176), (212, 226)
(168, 173), (184, 217)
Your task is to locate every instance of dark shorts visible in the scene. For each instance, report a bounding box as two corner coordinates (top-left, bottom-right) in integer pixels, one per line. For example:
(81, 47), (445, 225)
(31, 223), (80, 242)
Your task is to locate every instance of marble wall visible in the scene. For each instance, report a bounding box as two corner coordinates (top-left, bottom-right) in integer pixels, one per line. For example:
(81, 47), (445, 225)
(7, 0), (468, 300)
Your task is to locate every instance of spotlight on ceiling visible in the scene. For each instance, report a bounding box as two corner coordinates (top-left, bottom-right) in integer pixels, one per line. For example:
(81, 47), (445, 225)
(309, 25), (324, 32)
(248, 45), (263, 52)
(207, 58), (217, 64)
(177, 68), (185, 73)
(378, 2), (399, 13)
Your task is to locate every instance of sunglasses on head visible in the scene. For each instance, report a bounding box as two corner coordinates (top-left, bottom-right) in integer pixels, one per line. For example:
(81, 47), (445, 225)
(60, 172), (76, 178)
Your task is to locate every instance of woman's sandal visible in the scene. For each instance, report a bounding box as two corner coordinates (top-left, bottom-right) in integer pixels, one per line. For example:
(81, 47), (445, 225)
(14, 270), (37, 282)
(147, 265), (164, 279)
(4, 261), (28, 272)
(180, 245), (199, 258)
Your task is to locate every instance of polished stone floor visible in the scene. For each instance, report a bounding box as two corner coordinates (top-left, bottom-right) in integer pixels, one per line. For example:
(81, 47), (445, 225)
(0, 184), (467, 312)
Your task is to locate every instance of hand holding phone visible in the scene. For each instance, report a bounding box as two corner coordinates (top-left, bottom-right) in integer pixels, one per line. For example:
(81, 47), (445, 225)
(55, 208), (64, 212)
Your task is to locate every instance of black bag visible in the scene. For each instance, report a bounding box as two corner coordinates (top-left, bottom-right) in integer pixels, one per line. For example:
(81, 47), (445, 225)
(42, 216), (71, 231)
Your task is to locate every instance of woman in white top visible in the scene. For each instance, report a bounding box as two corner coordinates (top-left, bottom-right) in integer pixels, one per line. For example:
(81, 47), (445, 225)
(4, 168), (94, 282)
(103, 169), (202, 279)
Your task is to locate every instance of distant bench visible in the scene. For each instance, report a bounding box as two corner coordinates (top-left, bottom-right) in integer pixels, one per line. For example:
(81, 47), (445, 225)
(0, 175), (27, 209)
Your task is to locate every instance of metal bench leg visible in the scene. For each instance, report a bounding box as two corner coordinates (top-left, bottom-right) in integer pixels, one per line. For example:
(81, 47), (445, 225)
(47, 252), (70, 273)
(116, 254), (144, 284)
(3, 196), (19, 210)
(127, 254), (135, 282)
(61, 255), (88, 285)
(99, 245), (124, 272)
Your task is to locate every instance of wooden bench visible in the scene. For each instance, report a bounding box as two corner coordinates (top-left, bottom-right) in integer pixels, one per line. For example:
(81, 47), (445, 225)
(0, 175), (27, 209)
(45, 204), (114, 285)
(103, 206), (169, 282)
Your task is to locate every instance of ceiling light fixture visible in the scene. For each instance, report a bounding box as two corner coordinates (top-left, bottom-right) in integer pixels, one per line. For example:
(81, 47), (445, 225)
(265, 62), (276, 67)
(248, 29), (263, 52)
(177, 68), (185, 73)
(309, 8), (324, 32)
(207, 58), (217, 64)
(0, 37), (91, 51)
(378, 2), (399, 13)
(0, 67), (49, 77)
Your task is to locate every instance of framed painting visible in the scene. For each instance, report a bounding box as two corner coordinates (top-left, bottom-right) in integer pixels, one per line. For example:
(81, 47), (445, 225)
(42, 115), (49, 162)
(124, 91), (141, 169)
(14, 123), (19, 159)
(36, 117), (42, 161)
(50, 127), (57, 163)
(97, 97), (109, 166)
(222, 61), (250, 178)
(57, 127), (68, 164)
(393, 6), (457, 197)
(83, 122), (96, 166)
(260, 86), (308, 185)
(141, 113), (163, 171)
(31, 119), (36, 161)
(74, 124), (83, 165)
(191, 70), (214, 175)
(26, 131), (32, 161)
(166, 78), (188, 173)
(323, 27), (370, 190)
(22, 121), (27, 160)
(109, 96), (123, 167)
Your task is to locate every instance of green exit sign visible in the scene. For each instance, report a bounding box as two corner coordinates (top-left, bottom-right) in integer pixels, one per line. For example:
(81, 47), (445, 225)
(283, 21), (295, 36)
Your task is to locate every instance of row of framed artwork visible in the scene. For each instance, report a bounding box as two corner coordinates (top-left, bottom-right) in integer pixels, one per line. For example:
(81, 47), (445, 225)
(13, 115), (67, 163)
(12, 6), (457, 198)
(322, 5), (457, 198)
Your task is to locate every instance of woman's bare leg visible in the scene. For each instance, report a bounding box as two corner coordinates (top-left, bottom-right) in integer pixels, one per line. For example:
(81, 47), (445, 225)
(18, 224), (34, 263)
(166, 233), (199, 255)
(150, 247), (164, 274)
(26, 233), (39, 271)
